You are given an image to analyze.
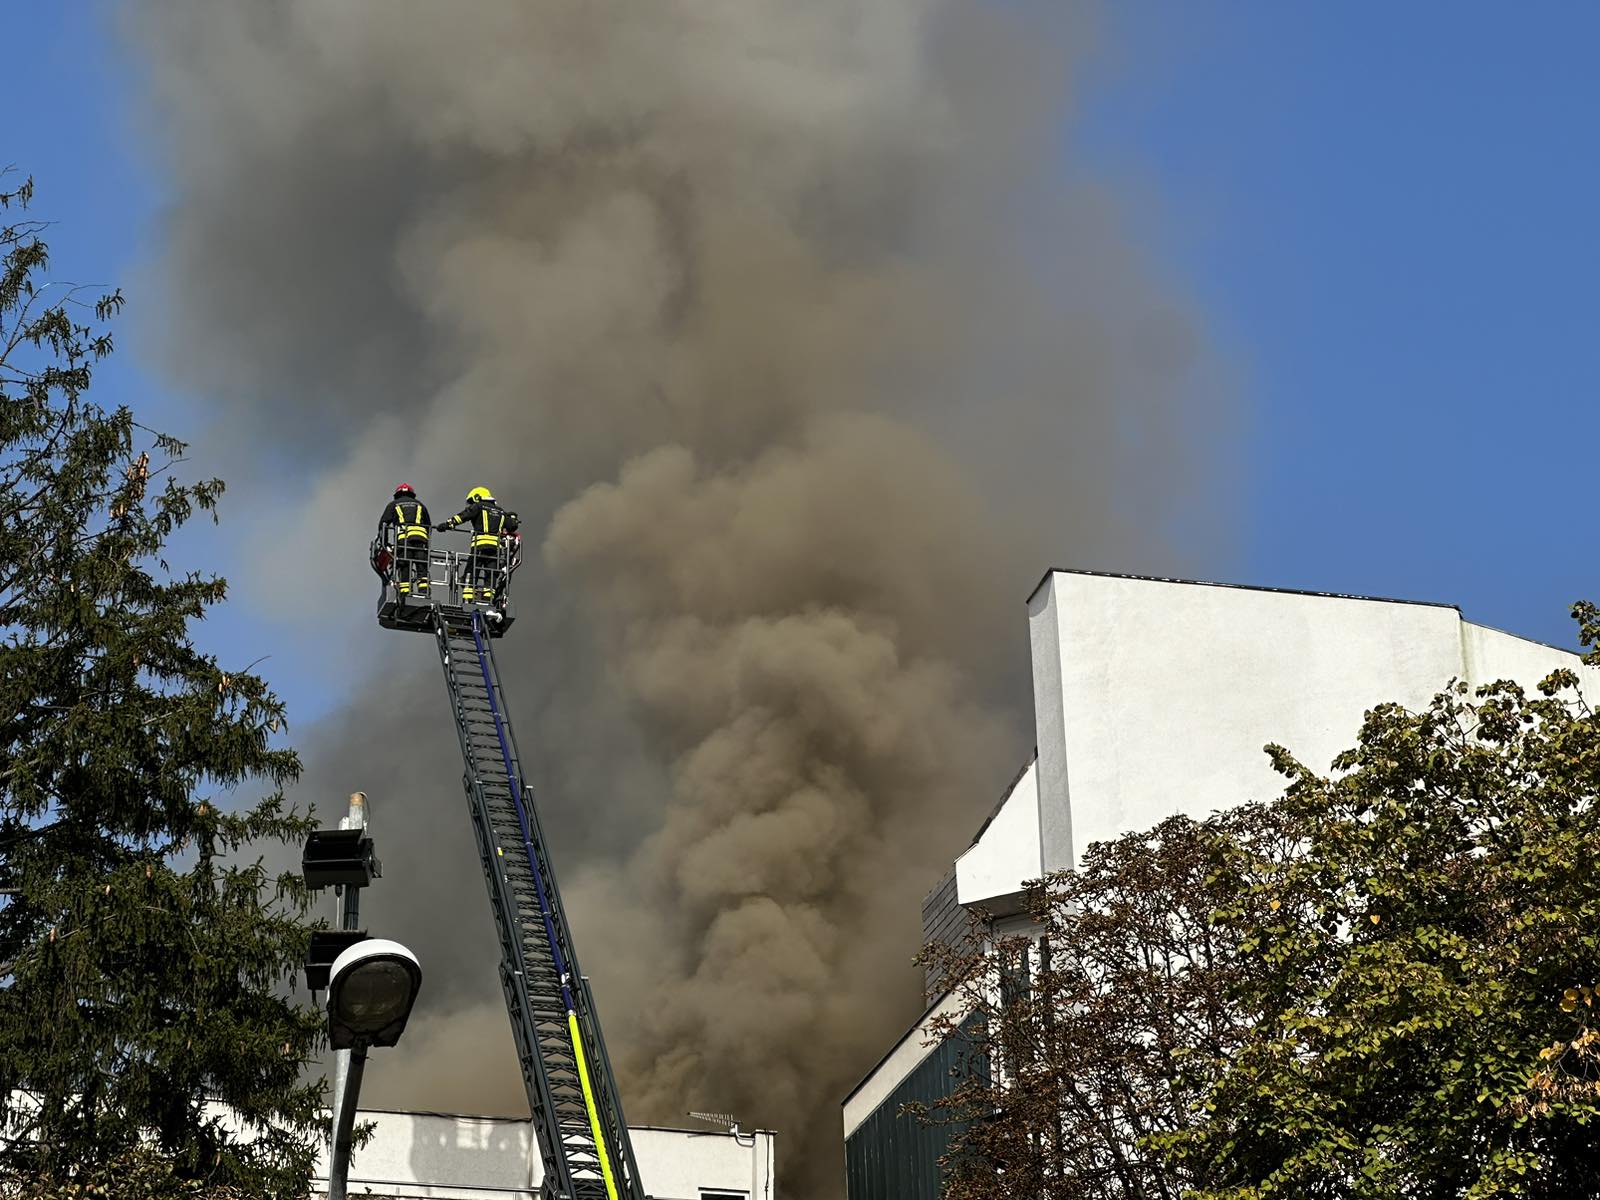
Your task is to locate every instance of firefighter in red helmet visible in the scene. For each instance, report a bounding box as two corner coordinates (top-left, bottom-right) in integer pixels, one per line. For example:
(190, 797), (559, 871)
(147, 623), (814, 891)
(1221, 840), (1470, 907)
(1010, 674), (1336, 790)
(378, 483), (431, 600)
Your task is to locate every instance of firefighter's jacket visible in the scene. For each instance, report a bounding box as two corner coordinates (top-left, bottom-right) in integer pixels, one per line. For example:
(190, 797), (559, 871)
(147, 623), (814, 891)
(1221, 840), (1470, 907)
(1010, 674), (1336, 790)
(440, 500), (519, 549)
(379, 497), (432, 543)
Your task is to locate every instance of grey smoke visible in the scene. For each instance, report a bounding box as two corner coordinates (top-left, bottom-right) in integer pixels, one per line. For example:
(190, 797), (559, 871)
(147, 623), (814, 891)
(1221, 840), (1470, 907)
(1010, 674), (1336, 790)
(124, 2), (1236, 1195)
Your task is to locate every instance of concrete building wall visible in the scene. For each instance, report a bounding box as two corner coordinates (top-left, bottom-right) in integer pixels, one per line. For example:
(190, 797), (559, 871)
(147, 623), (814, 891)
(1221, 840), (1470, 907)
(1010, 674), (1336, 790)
(1461, 620), (1586, 689)
(310, 1109), (775, 1200)
(630, 1126), (776, 1200)
(953, 760), (1039, 910)
(1024, 572), (1598, 874)
(845, 570), (1597, 1198)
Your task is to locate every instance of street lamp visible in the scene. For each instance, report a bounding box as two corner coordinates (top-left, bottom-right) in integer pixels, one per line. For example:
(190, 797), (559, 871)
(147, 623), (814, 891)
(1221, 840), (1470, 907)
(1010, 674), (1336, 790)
(325, 939), (422, 1200)
(327, 939), (422, 1050)
(302, 794), (422, 1200)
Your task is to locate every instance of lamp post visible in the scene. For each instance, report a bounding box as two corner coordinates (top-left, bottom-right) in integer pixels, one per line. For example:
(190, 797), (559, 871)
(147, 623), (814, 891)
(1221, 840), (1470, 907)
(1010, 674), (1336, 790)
(326, 940), (422, 1200)
(302, 793), (422, 1200)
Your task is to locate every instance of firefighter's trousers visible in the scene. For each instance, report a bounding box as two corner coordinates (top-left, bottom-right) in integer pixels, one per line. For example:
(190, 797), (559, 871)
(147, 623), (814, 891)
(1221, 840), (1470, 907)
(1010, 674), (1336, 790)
(463, 544), (499, 604)
(394, 537), (430, 597)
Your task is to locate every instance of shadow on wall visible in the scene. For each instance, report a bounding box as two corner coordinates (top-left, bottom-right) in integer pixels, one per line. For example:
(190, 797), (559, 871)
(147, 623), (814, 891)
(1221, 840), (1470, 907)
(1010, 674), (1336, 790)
(398, 1110), (536, 1194)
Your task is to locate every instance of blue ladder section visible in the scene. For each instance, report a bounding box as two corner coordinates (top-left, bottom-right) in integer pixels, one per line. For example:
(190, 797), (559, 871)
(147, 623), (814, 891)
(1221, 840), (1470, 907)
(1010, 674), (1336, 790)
(433, 609), (645, 1200)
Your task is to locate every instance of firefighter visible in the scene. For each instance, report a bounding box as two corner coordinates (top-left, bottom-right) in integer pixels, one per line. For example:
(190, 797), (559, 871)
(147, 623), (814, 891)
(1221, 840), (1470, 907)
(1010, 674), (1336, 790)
(437, 485), (518, 605)
(378, 483), (432, 600)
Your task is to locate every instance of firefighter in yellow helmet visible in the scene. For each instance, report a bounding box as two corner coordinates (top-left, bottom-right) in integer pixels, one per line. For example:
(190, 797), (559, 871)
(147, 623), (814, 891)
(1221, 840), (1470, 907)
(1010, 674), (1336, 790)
(436, 486), (518, 605)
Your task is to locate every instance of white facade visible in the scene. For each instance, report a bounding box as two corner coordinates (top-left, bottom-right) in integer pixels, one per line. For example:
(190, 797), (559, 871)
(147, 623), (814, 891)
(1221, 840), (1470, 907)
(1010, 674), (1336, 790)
(849, 570), (1598, 1149)
(967, 571), (1599, 911)
(953, 759), (1039, 915)
(312, 1107), (775, 1200)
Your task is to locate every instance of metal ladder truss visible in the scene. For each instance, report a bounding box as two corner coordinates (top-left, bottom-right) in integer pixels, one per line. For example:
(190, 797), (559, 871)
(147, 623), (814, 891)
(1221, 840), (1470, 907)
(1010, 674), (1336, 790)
(434, 609), (645, 1200)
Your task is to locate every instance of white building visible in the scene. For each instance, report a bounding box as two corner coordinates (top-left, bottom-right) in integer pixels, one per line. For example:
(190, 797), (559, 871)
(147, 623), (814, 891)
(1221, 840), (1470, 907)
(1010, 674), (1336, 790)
(312, 1107), (775, 1200)
(843, 570), (1598, 1199)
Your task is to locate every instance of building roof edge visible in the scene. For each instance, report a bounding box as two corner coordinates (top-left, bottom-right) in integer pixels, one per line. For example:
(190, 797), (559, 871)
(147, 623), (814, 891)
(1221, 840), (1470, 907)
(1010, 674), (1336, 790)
(840, 990), (954, 1110)
(961, 752), (1037, 852)
(346, 1105), (775, 1136)
(1025, 568), (1462, 613)
(1462, 617), (1585, 661)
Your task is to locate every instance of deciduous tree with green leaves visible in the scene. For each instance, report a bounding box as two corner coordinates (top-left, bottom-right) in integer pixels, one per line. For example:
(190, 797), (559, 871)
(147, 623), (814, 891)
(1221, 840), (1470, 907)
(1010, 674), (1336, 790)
(0, 175), (324, 1198)
(1176, 612), (1600, 1199)
(923, 607), (1600, 1199)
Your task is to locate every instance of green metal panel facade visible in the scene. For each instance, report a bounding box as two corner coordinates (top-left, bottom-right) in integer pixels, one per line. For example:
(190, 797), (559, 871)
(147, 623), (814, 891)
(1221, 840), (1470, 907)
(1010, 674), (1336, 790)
(844, 1029), (986, 1200)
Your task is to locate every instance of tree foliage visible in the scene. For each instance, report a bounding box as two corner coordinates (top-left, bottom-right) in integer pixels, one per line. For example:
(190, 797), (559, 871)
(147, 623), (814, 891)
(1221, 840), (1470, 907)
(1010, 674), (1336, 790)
(923, 607), (1600, 1199)
(0, 174), (323, 1198)
(918, 812), (1272, 1199)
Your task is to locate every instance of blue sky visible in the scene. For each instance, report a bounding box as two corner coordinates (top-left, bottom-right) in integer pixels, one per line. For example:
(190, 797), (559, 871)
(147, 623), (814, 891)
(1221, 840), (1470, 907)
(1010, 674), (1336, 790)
(1076, 2), (1597, 647)
(6, 3), (1597, 725)
(4, 7), (151, 400)
(2, 4), (323, 719)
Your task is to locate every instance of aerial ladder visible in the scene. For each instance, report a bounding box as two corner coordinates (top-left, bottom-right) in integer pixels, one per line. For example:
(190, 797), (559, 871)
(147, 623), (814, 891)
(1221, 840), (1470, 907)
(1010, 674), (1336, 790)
(372, 530), (647, 1200)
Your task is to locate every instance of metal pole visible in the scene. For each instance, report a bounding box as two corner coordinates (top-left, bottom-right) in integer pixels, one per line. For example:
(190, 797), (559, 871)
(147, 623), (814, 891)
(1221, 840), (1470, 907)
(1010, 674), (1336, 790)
(327, 1047), (367, 1200)
(327, 792), (367, 1200)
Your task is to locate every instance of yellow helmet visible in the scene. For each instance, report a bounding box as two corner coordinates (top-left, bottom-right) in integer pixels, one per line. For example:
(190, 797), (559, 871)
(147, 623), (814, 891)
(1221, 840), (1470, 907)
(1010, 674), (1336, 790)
(467, 486), (493, 503)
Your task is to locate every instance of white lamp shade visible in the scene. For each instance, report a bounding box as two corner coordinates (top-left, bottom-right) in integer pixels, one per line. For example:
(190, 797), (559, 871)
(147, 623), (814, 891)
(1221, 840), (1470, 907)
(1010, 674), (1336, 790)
(328, 939), (422, 1049)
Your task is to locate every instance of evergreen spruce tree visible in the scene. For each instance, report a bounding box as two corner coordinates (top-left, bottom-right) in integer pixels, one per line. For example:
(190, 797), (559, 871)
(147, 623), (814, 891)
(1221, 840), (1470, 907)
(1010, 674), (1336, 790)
(0, 175), (324, 1197)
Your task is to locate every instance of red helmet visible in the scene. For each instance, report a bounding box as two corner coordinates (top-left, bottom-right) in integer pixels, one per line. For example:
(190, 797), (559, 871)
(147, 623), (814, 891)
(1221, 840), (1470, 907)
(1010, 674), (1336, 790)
(393, 482), (416, 498)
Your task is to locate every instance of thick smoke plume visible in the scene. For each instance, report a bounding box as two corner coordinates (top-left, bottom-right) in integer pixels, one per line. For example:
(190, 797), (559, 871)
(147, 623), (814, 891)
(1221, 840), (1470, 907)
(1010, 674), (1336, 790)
(126, 2), (1233, 1195)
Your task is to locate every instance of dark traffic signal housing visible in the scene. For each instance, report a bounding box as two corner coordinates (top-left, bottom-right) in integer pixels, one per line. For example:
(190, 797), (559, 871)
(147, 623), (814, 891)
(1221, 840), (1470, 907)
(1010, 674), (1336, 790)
(301, 828), (381, 890)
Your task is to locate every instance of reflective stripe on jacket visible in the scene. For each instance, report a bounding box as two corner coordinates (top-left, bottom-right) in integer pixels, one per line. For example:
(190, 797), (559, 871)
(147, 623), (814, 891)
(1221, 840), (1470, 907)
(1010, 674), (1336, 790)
(473, 505), (509, 548)
(443, 500), (518, 548)
(379, 498), (431, 541)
